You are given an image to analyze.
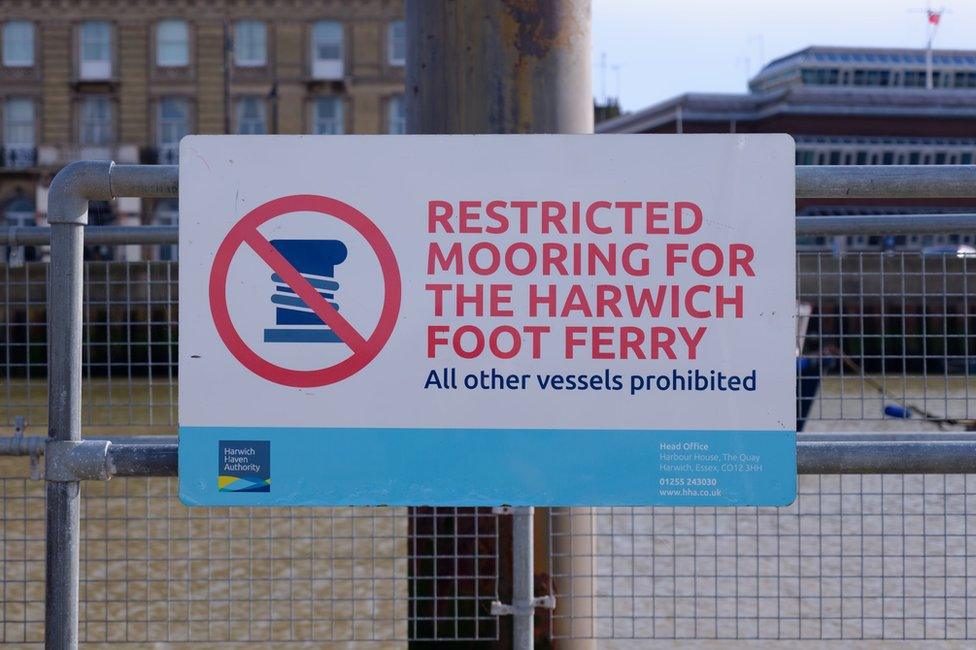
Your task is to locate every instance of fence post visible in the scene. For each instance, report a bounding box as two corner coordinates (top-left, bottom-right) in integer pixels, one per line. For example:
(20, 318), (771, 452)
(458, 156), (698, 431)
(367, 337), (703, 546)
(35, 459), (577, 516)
(42, 162), (178, 650)
(511, 506), (535, 648)
(44, 161), (113, 650)
(406, 2), (593, 647)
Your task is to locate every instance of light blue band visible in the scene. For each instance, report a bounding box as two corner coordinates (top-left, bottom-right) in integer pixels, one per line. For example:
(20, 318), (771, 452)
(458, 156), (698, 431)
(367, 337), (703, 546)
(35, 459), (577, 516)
(180, 427), (796, 507)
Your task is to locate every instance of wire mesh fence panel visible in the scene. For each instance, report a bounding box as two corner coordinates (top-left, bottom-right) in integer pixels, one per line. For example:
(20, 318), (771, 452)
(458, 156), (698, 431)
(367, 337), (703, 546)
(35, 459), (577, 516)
(4, 241), (976, 644)
(549, 475), (976, 641)
(0, 477), (45, 644)
(547, 245), (976, 641)
(409, 507), (501, 642)
(1, 262), (48, 430)
(797, 250), (976, 430)
(1, 260), (179, 433)
(81, 261), (179, 431)
(78, 479), (409, 644)
(0, 474), (500, 645)
(1, 252), (502, 645)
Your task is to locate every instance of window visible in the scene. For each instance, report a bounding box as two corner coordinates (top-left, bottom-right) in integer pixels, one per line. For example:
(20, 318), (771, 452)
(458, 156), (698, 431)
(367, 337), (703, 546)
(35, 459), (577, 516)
(903, 70), (926, 87)
(313, 97), (343, 134)
(234, 20), (266, 67)
(801, 68), (840, 85)
(954, 71), (976, 88)
(388, 20), (405, 66)
(79, 21), (112, 79)
(3, 21), (34, 67)
(2, 196), (36, 264)
(236, 97), (266, 134)
(154, 199), (179, 261)
(3, 98), (34, 167)
(79, 96), (113, 145)
(157, 98), (188, 163)
(388, 94), (406, 134)
(156, 19), (189, 67)
(795, 150), (814, 165)
(311, 20), (343, 79)
(851, 69), (890, 86)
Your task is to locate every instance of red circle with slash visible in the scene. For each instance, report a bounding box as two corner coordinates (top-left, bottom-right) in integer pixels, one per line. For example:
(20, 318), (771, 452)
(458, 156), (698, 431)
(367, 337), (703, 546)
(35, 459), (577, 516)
(209, 194), (401, 388)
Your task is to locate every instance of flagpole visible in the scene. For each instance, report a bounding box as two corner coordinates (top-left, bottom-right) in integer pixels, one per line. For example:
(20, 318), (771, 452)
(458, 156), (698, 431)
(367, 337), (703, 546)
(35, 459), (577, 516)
(926, 17), (934, 90)
(924, 7), (944, 91)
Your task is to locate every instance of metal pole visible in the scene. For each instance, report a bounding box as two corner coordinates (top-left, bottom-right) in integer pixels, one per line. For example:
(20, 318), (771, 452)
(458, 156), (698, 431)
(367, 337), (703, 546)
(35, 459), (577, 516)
(6, 166), (976, 247)
(43, 162), (176, 650)
(13, 435), (976, 475)
(798, 441), (976, 474)
(511, 506), (534, 649)
(45, 161), (111, 650)
(795, 213), (976, 235)
(406, 3), (592, 648)
(795, 165), (976, 199)
(407, 0), (593, 134)
(926, 28), (934, 91)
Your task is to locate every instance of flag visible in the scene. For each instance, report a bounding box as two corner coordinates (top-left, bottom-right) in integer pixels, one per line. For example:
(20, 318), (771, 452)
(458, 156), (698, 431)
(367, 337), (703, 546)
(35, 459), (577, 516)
(928, 10), (941, 25)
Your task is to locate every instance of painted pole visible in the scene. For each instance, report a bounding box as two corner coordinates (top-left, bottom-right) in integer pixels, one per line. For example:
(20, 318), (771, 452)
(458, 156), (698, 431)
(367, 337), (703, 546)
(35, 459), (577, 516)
(406, 0), (593, 135)
(406, 2), (595, 648)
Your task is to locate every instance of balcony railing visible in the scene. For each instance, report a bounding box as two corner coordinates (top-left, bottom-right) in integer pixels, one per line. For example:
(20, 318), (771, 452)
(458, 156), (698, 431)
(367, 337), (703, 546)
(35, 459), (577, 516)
(141, 146), (179, 165)
(36, 143), (139, 167)
(0, 146), (38, 169)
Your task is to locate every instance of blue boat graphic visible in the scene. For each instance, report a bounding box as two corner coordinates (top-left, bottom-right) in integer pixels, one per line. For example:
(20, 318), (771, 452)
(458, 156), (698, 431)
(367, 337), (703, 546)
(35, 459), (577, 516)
(263, 239), (347, 343)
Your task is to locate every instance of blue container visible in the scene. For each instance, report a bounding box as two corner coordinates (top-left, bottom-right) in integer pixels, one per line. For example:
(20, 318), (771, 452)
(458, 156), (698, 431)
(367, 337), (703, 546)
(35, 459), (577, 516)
(884, 404), (912, 419)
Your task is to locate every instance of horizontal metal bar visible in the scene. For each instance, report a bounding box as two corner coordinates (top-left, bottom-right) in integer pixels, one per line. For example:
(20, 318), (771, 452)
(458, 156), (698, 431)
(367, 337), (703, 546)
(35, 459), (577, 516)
(799, 432), (976, 442)
(0, 165), (973, 246)
(109, 164), (178, 198)
(7, 435), (976, 477)
(796, 165), (976, 199)
(0, 434), (179, 453)
(797, 441), (976, 474)
(109, 443), (178, 477)
(796, 213), (976, 235)
(0, 225), (177, 245)
(4, 214), (976, 247)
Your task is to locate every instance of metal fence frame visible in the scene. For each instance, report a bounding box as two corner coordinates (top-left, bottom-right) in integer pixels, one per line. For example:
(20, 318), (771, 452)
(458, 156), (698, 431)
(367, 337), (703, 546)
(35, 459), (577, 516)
(4, 161), (976, 649)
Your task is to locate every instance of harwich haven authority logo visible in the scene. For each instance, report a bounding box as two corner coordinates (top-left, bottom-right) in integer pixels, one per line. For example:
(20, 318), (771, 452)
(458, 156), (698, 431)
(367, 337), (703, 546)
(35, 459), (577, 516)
(218, 440), (271, 492)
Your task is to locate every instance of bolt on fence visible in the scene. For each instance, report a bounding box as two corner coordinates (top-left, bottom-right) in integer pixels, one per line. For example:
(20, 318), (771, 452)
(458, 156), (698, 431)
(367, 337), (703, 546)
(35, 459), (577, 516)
(2, 163), (976, 647)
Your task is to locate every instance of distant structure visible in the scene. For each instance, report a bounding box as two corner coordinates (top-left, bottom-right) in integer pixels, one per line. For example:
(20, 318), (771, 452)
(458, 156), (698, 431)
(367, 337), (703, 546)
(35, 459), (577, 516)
(598, 45), (976, 251)
(0, 0), (405, 262)
(593, 97), (621, 124)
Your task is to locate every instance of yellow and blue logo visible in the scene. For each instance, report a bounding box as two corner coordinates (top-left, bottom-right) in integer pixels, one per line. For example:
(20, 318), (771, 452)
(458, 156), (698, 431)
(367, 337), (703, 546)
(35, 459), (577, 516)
(218, 440), (271, 492)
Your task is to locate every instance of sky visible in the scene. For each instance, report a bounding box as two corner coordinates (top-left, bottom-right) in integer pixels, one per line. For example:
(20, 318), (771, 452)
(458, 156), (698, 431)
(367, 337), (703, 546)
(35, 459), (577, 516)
(592, 0), (976, 112)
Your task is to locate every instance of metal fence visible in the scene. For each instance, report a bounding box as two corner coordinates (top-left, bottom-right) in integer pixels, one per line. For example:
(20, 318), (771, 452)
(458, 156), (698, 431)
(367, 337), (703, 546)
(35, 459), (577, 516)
(2, 233), (505, 645)
(546, 239), (976, 642)
(3, 164), (976, 647)
(0, 472), (500, 645)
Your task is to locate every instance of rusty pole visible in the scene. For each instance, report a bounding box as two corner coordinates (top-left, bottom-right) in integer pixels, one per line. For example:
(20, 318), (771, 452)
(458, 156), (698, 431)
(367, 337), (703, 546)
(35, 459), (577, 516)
(406, 0), (593, 134)
(406, 2), (595, 649)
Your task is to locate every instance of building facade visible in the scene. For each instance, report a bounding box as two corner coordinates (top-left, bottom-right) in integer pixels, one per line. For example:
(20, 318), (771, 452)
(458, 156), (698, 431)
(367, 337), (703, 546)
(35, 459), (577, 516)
(0, 0), (405, 261)
(598, 45), (976, 252)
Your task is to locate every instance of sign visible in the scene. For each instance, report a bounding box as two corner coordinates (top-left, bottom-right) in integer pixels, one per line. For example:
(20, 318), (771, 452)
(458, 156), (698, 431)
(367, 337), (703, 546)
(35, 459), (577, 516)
(179, 134), (796, 506)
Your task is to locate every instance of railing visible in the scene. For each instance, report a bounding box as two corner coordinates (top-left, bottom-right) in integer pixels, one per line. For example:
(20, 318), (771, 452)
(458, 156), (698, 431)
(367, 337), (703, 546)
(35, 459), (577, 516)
(1, 145), (38, 169)
(3, 164), (976, 647)
(36, 144), (140, 167)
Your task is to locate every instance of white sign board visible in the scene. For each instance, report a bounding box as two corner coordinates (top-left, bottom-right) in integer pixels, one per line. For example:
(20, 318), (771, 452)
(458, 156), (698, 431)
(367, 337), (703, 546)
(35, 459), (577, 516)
(178, 134), (796, 506)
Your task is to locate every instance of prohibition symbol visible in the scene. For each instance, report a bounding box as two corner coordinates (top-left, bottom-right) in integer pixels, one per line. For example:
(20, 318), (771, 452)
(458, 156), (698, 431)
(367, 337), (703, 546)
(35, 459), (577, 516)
(209, 194), (401, 388)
